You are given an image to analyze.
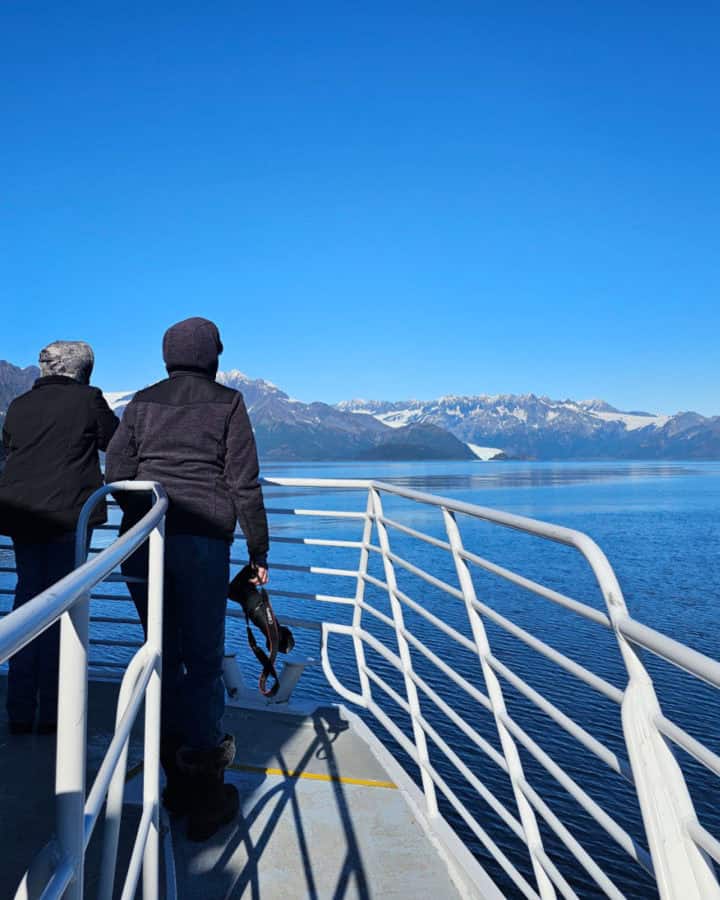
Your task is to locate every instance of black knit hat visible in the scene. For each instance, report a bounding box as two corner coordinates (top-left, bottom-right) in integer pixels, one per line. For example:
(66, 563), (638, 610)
(162, 317), (224, 375)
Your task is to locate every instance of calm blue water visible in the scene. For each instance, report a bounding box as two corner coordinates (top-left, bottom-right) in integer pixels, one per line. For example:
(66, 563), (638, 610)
(1, 460), (718, 897)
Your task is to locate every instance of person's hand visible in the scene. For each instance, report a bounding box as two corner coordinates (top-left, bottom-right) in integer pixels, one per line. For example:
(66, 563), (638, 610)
(250, 565), (269, 585)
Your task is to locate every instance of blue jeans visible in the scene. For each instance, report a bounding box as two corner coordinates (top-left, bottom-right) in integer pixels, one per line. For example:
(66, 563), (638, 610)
(6, 534), (77, 725)
(123, 534), (230, 751)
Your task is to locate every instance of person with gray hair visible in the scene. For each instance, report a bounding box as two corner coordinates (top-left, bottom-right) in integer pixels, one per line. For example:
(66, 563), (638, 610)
(0, 340), (118, 733)
(38, 339), (96, 383)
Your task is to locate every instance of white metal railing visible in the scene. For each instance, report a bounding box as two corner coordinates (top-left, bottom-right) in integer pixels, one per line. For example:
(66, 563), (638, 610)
(256, 477), (720, 900)
(1, 476), (719, 898)
(0, 481), (167, 900)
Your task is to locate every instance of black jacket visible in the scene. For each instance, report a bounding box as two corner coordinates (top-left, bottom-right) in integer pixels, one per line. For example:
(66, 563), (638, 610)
(105, 370), (269, 564)
(0, 376), (119, 538)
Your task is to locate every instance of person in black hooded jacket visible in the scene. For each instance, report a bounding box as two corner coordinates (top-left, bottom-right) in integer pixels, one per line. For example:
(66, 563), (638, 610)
(105, 316), (269, 841)
(0, 340), (119, 733)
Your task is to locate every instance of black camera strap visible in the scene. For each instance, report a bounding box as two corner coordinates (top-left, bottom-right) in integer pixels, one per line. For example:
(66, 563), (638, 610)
(228, 566), (295, 698)
(244, 588), (281, 697)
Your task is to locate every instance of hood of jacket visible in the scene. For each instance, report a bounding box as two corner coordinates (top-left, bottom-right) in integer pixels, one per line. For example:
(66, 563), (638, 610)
(38, 340), (95, 384)
(162, 317), (224, 376)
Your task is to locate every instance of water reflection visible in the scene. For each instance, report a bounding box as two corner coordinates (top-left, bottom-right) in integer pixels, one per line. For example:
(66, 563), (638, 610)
(262, 460), (707, 495)
(373, 464), (700, 492)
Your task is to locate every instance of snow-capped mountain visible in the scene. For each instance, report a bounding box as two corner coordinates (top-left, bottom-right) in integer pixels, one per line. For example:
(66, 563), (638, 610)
(337, 394), (668, 435)
(104, 391), (136, 415)
(337, 394), (719, 459)
(215, 370), (474, 460)
(98, 369), (474, 462)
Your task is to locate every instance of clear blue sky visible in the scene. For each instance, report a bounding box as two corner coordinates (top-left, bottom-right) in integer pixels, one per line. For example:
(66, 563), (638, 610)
(2, 3), (718, 414)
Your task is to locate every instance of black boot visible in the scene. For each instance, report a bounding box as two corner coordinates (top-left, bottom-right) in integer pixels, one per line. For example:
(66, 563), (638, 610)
(177, 733), (239, 842)
(161, 734), (192, 816)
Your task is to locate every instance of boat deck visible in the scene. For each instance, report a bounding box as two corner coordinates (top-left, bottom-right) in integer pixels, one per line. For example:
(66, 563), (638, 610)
(0, 676), (469, 899)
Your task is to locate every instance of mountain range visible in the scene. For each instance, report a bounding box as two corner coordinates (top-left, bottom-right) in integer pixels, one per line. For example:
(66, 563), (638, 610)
(337, 395), (720, 459)
(96, 370), (475, 462)
(2, 360), (719, 461)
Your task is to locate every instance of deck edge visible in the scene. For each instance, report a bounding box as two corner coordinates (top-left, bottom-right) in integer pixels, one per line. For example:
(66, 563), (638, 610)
(335, 702), (506, 900)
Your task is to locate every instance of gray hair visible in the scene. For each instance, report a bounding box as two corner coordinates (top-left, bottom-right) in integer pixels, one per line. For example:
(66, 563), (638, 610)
(39, 341), (95, 384)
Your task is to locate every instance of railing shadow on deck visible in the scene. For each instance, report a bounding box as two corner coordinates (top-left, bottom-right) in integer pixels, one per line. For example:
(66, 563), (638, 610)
(170, 706), (373, 900)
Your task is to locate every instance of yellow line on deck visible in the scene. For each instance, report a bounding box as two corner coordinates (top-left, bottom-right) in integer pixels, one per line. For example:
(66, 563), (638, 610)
(229, 762), (397, 790)
(124, 760), (396, 790)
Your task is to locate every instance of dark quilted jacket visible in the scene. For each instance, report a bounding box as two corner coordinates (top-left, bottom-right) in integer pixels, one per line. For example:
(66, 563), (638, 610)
(105, 371), (269, 564)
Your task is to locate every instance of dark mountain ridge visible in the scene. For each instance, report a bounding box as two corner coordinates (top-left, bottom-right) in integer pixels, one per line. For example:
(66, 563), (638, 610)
(0, 361), (39, 416)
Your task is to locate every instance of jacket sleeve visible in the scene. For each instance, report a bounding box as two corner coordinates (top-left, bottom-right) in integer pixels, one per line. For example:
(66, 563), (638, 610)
(105, 400), (139, 483)
(224, 393), (269, 566)
(92, 389), (120, 451)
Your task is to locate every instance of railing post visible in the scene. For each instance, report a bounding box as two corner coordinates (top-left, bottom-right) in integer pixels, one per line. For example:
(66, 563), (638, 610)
(98, 650), (149, 900)
(371, 488), (438, 817)
(557, 530), (720, 897)
(593, 577), (720, 897)
(142, 518), (165, 900)
(53, 534), (92, 899)
(351, 490), (374, 704)
(442, 507), (556, 899)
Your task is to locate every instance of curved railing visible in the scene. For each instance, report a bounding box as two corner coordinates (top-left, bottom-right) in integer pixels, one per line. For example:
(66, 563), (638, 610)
(0, 482), (168, 900)
(257, 477), (720, 900)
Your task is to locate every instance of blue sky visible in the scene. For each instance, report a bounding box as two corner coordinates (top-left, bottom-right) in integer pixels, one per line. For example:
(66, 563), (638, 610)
(2, 3), (718, 414)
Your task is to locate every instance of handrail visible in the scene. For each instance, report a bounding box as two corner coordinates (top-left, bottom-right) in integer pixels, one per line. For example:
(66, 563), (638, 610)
(0, 486), (165, 666)
(617, 616), (720, 689)
(1, 482), (167, 900)
(2, 475), (718, 898)
(256, 476), (720, 899)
